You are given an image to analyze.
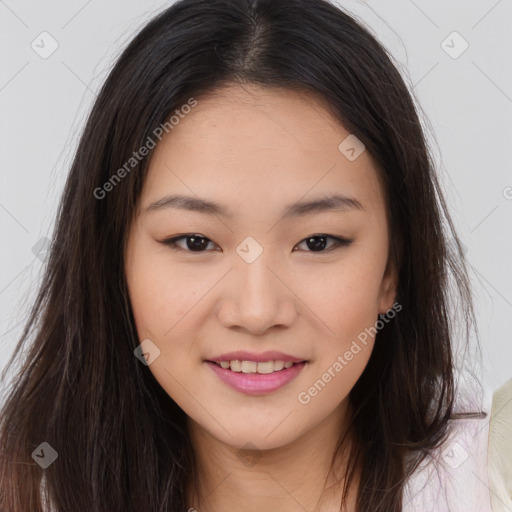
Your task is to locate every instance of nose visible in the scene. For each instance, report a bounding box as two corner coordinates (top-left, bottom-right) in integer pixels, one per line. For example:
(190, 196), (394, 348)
(216, 256), (298, 335)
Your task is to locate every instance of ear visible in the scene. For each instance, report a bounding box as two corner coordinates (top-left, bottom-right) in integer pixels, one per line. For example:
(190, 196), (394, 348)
(377, 257), (398, 315)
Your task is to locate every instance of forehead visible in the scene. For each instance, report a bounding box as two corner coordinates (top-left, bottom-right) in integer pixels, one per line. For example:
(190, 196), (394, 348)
(141, 84), (387, 219)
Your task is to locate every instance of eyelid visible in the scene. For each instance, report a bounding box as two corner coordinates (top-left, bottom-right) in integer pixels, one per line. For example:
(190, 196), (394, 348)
(159, 233), (353, 253)
(294, 234), (353, 251)
(161, 233), (219, 252)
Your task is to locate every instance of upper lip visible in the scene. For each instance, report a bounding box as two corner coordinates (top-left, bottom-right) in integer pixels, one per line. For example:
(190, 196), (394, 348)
(206, 351), (307, 363)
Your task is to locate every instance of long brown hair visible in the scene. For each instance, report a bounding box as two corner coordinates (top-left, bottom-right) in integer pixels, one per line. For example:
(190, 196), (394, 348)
(0, 0), (479, 510)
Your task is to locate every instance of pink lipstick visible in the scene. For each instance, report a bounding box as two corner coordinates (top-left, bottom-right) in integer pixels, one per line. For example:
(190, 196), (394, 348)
(204, 351), (308, 395)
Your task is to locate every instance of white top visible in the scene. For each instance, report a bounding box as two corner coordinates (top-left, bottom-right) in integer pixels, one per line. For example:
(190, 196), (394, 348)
(403, 379), (512, 512)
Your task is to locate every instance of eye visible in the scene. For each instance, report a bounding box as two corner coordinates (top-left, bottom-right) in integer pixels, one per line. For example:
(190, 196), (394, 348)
(160, 233), (219, 252)
(293, 234), (353, 253)
(160, 233), (353, 254)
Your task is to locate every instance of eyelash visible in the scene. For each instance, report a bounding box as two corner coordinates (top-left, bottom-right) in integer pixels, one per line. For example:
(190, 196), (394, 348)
(160, 233), (353, 253)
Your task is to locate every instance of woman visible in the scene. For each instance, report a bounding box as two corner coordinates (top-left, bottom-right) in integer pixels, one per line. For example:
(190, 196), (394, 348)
(0, 0), (510, 510)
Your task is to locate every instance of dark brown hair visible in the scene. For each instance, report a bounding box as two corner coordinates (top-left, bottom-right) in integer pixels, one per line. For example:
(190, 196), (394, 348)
(0, 0), (479, 510)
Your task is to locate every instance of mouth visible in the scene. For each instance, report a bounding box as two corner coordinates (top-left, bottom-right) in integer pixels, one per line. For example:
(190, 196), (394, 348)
(204, 357), (309, 395)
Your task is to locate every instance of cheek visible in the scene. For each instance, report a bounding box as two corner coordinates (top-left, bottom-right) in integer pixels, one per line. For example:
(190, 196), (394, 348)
(125, 243), (194, 342)
(125, 249), (208, 402)
(300, 256), (384, 335)
(294, 249), (386, 392)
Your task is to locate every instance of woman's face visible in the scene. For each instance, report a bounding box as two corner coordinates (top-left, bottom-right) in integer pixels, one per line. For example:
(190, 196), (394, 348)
(124, 84), (397, 450)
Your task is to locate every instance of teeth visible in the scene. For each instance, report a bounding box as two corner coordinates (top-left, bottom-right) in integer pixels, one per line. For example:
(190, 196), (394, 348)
(215, 359), (301, 373)
(274, 360), (284, 371)
(241, 361), (257, 373)
(230, 360), (242, 372)
(256, 361), (274, 374)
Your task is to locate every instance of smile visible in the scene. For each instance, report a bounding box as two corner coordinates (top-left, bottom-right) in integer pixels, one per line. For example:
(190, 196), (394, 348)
(205, 360), (307, 395)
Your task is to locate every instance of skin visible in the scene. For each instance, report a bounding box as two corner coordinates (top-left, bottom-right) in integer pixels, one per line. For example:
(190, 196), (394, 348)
(124, 84), (398, 511)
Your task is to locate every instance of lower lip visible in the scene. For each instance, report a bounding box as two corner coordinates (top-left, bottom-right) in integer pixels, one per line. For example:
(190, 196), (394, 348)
(205, 361), (307, 395)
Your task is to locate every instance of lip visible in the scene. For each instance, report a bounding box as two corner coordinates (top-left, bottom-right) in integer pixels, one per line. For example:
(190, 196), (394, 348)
(206, 350), (306, 364)
(205, 360), (307, 395)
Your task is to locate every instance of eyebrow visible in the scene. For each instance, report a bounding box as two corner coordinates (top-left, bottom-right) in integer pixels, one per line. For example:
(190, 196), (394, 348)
(144, 193), (365, 218)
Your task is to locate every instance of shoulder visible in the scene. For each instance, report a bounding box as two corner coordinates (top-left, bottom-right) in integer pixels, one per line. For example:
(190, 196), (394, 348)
(403, 383), (499, 512)
(488, 377), (512, 512)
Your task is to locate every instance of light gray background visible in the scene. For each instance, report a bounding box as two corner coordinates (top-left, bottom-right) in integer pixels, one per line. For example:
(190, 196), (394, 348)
(1, 0), (511, 402)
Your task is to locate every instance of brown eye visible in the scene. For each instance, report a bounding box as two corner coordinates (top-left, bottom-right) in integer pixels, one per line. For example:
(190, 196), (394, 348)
(161, 234), (218, 252)
(293, 234), (353, 253)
